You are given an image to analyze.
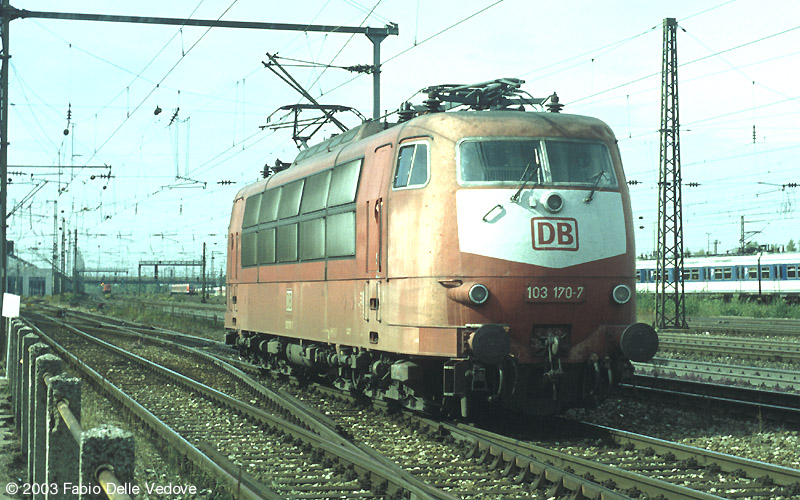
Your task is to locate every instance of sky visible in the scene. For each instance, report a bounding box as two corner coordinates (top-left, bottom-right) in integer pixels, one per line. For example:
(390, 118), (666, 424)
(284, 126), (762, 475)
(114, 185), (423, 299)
(4, 0), (800, 279)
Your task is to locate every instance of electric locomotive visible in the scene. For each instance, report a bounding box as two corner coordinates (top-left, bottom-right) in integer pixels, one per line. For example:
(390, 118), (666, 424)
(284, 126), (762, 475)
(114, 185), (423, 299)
(225, 79), (658, 416)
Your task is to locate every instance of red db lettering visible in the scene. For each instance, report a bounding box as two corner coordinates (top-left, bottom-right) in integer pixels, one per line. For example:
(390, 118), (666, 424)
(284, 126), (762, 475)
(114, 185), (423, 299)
(537, 222), (555, 245)
(557, 222), (574, 246)
(532, 218), (579, 251)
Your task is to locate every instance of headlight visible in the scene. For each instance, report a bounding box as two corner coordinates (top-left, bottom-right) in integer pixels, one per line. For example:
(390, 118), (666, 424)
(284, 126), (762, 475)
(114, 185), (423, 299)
(540, 191), (564, 213)
(446, 282), (490, 306)
(468, 283), (489, 304)
(612, 284), (631, 304)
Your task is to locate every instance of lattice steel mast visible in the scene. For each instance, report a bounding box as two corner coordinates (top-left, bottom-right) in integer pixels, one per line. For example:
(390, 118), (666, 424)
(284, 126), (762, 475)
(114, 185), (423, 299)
(655, 17), (686, 329)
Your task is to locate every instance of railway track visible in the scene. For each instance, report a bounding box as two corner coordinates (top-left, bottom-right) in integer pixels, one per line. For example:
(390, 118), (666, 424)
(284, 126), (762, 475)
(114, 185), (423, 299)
(22, 306), (627, 499)
(450, 420), (800, 500)
(22, 310), (457, 499)
(687, 316), (800, 337)
(658, 332), (800, 363)
(634, 357), (800, 392)
(23, 303), (800, 499)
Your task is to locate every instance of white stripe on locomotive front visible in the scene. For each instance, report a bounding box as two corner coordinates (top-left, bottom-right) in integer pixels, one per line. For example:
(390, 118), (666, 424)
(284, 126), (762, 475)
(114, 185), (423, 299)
(456, 188), (626, 268)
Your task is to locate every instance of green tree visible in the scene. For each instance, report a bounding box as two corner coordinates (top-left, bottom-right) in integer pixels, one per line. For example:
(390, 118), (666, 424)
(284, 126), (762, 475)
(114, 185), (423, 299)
(788, 239), (797, 252)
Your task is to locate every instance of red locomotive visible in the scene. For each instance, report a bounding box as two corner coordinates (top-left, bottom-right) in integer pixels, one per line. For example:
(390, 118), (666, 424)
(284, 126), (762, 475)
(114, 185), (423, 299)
(225, 79), (658, 416)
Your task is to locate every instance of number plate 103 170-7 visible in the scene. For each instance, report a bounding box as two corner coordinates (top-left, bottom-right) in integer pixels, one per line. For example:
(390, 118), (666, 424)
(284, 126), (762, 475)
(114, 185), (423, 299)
(525, 284), (585, 303)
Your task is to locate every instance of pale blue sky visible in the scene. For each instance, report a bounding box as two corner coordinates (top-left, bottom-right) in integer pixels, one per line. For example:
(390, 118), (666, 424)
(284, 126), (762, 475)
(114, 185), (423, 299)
(6, 0), (800, 275)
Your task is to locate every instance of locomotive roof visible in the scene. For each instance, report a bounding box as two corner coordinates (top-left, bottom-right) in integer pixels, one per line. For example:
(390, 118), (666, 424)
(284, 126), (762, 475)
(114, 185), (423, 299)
(234, 109), (617, 201)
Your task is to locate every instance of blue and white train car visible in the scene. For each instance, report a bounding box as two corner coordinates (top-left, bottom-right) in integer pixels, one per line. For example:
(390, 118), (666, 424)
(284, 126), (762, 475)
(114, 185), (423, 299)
(637, 252), (800, 301)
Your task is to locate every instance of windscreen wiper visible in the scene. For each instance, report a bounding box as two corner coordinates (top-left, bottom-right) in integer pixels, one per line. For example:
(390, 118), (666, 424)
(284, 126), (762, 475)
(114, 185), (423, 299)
(583, 171), (608, 203)
(510, 149), (541, 203)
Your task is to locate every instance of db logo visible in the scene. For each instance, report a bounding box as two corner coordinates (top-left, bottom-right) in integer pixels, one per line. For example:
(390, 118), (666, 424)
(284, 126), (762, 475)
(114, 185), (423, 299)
(531, 217), (579, 251)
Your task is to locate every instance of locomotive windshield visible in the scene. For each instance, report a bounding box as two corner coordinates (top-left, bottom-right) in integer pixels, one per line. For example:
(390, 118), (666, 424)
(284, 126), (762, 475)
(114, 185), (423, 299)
(459, 138), (617, 188)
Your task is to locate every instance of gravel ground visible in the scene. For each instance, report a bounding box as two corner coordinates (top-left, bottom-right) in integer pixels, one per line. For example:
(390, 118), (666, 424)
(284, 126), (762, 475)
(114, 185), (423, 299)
(0, 372), (26, 499)
(565, 395), (800, 470)
(45, 303), (800, 490)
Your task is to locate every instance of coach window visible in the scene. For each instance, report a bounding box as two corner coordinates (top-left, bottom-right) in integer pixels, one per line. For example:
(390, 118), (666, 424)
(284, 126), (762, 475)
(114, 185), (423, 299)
(747, 267), (758, 279)
(242, 193), (262, 228)
(258, 188), (281, 223)
(241, 231), (257, 267)
(277, 179), (304, 219)
(724, 268), (732, 279)
(276, 224), (298, 262)
(393, 143), (429, 189)
(329, 159), (362, 206)
(257, 228), (276, 264)
(301, 171), (331, 214)
(788, 265), (798, 278)
(761, 266), (770, 279)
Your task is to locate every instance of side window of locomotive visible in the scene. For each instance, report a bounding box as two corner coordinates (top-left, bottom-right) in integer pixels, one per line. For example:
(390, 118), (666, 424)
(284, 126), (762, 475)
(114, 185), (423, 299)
(258, 188), (281, 223)
(544, 140), (617, 187)
(276, 224), (298, 262)
(242, 193), (262, 228)
(241, 231), (257, 267)
(393, 143), (429, 189)
(326, 211), (356, 257)
(301, 170), (331, 214)
(328, 159), (362, 206)
(277, 179), (304, 219)
(257, 228), (276, 264)
(299, 218), (325, 260)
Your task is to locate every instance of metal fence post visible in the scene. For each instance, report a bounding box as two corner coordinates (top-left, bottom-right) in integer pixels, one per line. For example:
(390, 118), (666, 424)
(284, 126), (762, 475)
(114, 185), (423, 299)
(46, 375), (81, 500)
(33, 353), (61, 500)
(28, 344), (52, 488)
(14, 327), (34, 422)
(8, 322), (26, 419)
(19, 333), (38, 457)
(80, 425), (135, 500)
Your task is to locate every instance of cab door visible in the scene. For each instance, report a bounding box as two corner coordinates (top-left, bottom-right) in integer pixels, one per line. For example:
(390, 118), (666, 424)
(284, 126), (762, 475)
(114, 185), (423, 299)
(362, 143), (393, 322)
(364, 144), (393, 276)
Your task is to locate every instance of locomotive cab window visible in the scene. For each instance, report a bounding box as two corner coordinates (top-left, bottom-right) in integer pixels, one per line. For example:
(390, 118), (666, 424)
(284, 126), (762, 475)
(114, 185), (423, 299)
(393, 143), (429, 189)
(458, 138), (617, 188)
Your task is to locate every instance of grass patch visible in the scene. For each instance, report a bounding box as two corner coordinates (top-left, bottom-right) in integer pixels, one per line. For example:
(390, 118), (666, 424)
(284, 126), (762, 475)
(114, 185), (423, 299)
(637, 293), (800, 321)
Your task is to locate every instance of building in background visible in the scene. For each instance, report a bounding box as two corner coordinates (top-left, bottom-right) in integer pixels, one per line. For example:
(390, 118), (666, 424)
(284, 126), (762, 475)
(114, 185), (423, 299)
(6, 254), (53, 296)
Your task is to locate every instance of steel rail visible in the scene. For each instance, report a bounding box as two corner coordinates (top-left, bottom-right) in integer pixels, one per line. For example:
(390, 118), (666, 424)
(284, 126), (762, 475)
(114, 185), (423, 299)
(619, 381), (800, 425)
